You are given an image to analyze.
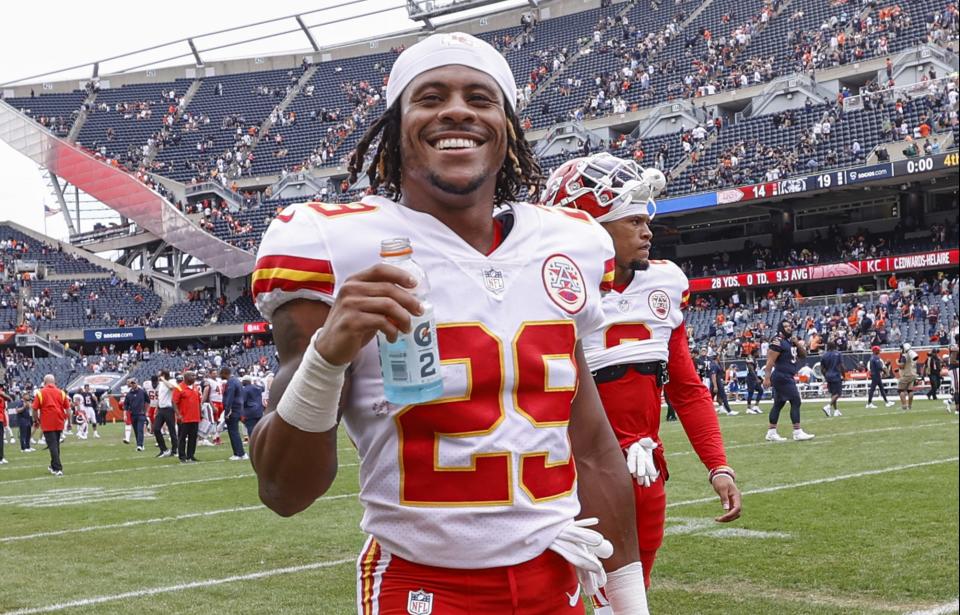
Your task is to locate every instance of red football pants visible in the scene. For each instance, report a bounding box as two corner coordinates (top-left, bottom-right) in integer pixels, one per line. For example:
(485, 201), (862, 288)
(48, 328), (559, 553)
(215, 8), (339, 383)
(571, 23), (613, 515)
(596, 370), (668, 587)
(356, 536), (584, 614)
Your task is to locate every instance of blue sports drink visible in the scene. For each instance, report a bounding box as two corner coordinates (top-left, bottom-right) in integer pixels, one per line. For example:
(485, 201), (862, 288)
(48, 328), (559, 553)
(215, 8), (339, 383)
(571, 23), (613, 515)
(376, 238), (444, 404)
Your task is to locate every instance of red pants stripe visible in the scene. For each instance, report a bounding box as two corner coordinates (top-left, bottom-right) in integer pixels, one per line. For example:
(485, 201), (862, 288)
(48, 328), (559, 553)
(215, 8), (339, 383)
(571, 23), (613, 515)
(356, 535), (584, 614)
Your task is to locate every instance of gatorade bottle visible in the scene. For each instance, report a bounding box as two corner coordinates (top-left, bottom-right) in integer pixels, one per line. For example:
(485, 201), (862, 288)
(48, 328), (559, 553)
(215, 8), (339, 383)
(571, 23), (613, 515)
(376, 238), (444, 404)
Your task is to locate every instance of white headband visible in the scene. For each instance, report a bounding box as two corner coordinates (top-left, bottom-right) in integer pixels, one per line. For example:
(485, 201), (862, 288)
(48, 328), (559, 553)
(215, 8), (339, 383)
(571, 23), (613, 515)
(596, 197), (657, 223)
(386, 32), (517, 111)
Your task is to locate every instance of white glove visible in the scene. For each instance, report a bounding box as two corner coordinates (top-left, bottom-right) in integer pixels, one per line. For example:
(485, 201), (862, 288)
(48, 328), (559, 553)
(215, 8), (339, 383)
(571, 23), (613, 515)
(547, 517), (614, 596)
(605, 562), (649, 615)
(625, 437), (660, 487)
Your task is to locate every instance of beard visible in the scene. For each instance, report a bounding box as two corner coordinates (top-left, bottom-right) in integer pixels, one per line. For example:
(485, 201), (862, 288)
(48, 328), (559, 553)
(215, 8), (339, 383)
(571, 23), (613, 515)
(628, 259), (650, 271)
(428, 171), (487, 196)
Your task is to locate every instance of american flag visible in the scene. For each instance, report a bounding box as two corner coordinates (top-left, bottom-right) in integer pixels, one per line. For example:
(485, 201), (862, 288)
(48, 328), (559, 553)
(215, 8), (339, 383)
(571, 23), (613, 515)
(44, 204), (61, 217)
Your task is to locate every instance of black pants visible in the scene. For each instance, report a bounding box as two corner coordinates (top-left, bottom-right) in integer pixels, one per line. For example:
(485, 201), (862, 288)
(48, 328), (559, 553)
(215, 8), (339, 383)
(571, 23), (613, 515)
(225, 414), (245, 457)
(927, 374), (941, 399)
(19, 418), (32, 450)
(714, 384), (732, 412)
(132, 415), (147, 447)
(43, 430), (63, 472)
(867, 378), (889, 403)
(664, 392), (677, 420)
(178, 422), (199, 460)
(745, 379), (762, 404)
(154, 407), (178, 454)
(769, 378), (802, 426)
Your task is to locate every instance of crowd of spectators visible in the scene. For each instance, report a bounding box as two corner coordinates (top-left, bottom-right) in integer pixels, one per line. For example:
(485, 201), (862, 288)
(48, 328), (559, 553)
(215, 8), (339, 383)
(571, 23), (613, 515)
(689, 271), (959, 361)
(678, 220), (958, 279)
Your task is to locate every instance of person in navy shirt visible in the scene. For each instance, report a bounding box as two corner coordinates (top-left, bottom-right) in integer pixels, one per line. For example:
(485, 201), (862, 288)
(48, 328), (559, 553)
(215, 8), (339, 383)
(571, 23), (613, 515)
(820, 341), (844, 417)
(220, 367), (247, 461)
(710, 358), (737, 416)
(762, 319), (815, 441)
(123, 379), (149, 451)
(865, 345), (894, 408)
(744, 351), (763, 414)
(241, 377), (265, 437)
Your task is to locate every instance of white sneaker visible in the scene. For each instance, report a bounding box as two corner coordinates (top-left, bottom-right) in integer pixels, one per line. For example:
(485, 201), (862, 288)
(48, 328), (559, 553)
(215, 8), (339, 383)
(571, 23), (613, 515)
(865, 403), (877, 409)
(94, 432), (101, 439)
(793, 429), (815, 441)
(832, 409), (842, 417)
(884, 401), (895, 407)
(0, 458), (8, 464)
(241, 453), (249, 460)
(765, 430), (787, 442)
(229, 455), (242, 461)
(727, 410), (739, 416)
(136, 446), (144, 452)
(822, 404), (832, 417)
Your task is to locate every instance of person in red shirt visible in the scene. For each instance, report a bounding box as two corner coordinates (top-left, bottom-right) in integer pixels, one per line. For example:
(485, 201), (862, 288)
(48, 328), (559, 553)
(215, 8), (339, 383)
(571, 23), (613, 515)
(173, 372), (202, 463)
(31, 375), (70, 476)
(0, 385), (11, 464)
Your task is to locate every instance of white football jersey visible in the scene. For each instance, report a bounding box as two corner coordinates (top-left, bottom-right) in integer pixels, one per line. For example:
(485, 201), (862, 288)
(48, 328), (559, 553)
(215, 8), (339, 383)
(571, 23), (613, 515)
(583, 260), (689, 370)
(206, 378), (223, 403)
(254, 196), (614, 569)
(142, 381), (158, 408)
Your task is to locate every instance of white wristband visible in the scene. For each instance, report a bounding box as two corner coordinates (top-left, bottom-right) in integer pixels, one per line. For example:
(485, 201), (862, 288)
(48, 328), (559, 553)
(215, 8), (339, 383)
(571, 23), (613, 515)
(276, 329), (347, 433)
(605, 562), (649, 615)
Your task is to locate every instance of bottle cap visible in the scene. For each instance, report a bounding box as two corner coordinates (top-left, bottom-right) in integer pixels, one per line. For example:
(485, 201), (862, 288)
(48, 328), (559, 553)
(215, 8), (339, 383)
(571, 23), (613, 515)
(380, 237), (413, 257)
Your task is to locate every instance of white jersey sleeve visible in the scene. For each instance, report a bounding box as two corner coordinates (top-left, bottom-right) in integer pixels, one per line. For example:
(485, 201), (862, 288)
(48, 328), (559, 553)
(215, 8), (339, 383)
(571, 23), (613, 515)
(253, 201), (361, 320)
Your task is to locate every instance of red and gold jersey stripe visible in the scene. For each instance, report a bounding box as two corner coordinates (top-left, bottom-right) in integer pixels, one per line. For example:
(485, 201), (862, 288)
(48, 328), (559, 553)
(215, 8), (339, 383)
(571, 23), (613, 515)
(680, 288), (691, 310)
(600, 257), (616, 292)
(251, 254), (335, 298)
(358, 536), (381, 615)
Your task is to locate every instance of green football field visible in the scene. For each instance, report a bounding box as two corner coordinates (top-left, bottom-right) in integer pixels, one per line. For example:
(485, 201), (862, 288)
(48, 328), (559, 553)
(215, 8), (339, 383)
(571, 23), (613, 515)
(1, 399), (957, 615)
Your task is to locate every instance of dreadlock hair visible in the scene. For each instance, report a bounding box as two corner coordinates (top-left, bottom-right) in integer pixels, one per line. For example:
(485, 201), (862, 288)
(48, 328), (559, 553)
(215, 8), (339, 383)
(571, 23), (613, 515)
(347, 100), (543, 205)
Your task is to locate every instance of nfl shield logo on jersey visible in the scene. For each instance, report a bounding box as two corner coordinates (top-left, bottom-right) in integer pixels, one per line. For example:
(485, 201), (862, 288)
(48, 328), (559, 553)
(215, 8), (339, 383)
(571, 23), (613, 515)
(542, 254), (586, 314)
(407, 589), (433, 614)
(648, 290), (671, 320)
(482, 267), (505, 294)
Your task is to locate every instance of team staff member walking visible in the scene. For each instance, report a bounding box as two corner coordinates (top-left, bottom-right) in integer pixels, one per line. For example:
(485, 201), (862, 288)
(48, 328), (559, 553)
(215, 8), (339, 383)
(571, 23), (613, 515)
(220, 367), (247, 461)
(241, 376), (264, 437)
(174, 372), (202, 463)
(924, 349), (943, 401)
(124, 379), (149, 451)
(154, 371), (179, 457)
(865, 345), (894, 408)
(820, 341), (844, 417)
(15, 392), (35, 452)
(32, 374), (70, 476)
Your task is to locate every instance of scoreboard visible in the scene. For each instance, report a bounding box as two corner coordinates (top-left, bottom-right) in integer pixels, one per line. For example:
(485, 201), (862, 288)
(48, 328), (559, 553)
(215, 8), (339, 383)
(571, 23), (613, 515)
(660, 152), (959, 213)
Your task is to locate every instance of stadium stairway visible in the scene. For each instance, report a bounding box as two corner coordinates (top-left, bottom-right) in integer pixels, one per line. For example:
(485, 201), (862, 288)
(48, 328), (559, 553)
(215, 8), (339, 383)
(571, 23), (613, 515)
(142, 79), (204, 167)
(65, 87), (99, 143)
(254, 64), (319, 148)
(0, 101), (255, 278)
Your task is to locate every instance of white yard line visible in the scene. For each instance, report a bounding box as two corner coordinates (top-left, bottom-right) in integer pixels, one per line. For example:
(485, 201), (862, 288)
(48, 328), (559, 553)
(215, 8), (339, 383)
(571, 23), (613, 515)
(2, 558), (357, 615)
(0, 460), (359, 487)
(0, 492), (359, 543)
(668, 457), (959, 508)
(667, 420), (957, 458)
(904, 599), (960, 615)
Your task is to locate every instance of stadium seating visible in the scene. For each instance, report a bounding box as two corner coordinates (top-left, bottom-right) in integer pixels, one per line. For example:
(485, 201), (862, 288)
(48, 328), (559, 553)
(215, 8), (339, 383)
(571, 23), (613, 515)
(24, 278), (162, 331)
(77, 81), (188, 171)
(2, 90), (87, 137)
(1, 225), (108, 275)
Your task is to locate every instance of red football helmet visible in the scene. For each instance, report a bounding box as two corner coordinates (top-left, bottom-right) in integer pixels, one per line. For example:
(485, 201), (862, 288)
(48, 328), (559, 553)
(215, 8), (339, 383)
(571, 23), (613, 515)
(540, 153), (658, 221)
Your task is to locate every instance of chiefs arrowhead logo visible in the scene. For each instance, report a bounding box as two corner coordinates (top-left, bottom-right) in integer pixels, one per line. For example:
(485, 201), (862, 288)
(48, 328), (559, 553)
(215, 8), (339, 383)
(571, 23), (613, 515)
(276, 210), (296, 223)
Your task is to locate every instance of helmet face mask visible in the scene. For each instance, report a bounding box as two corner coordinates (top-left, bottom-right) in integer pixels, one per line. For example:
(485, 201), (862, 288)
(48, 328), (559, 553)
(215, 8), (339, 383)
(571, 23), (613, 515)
(541, 153), (657, 221)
